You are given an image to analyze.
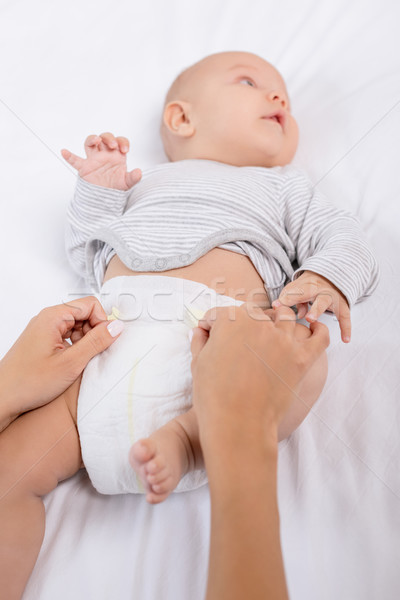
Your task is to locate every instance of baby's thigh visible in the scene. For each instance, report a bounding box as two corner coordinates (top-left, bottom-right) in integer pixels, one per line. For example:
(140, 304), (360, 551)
(0, 379), (82, 498)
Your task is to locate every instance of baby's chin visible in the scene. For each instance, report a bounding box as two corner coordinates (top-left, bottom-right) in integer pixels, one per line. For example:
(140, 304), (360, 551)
(168, 154), (295, 168)
(164, 138), (298, 168)
(263, 151), (297, 168)
(255, 141), (299, 168)
(206, 151), (297, 168)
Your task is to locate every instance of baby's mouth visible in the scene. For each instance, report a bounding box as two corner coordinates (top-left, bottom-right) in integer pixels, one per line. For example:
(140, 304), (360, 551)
(261, 111), (285, 129)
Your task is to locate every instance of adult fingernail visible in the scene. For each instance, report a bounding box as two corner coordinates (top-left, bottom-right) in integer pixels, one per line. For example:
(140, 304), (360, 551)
(272, 300), (282, 308)
(107, 319), (124, 337)
(188, 329), (194, 342)
(343, 336), (350, 343)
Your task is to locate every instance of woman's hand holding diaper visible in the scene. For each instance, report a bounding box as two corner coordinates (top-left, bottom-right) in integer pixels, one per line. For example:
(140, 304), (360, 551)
(190, 303), (329, 441)
(189, 303), (329, 600)
(272, 270), (352, 343)
(0, 296), (123, 432)
(191, 303), (329, 430)
(61, 132), (142, 191)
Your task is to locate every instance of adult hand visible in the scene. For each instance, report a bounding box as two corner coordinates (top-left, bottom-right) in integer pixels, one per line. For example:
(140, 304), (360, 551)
(189, 303), (330, 600)
(0, 296), (123, 431)
(190, 303), (330, 439)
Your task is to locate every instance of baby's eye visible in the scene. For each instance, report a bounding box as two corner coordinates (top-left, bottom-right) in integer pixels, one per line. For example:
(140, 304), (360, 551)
(238, 78), (256, 87)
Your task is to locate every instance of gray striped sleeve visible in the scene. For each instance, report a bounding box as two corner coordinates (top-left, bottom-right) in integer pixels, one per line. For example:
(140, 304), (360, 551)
(65, 176), (128, 278)
(281, 170), (380, 307)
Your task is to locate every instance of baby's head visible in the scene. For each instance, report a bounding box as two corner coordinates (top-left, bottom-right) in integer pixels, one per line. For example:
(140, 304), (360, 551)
(161, 51), (298, 168)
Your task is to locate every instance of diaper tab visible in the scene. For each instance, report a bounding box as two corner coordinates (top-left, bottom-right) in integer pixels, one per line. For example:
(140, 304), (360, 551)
(183, 303), (207, 328)
(107, 306), (121, 321)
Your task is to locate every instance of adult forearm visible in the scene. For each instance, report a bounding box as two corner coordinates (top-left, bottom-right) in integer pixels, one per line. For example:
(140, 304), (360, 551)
(202, 424), (289, 600)
(0, 399), (19, 433)
(0, 368), (20, 433)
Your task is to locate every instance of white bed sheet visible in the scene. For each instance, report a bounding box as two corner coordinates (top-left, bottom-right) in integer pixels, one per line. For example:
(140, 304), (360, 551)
(0, 0), (399, 598)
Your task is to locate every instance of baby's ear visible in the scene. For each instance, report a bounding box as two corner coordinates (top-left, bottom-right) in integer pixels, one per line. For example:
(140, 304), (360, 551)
(163, 101), (195, 138)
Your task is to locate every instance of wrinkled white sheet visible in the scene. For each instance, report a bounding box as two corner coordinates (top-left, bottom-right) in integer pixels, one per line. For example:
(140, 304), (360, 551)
(0, 1), (399, 598)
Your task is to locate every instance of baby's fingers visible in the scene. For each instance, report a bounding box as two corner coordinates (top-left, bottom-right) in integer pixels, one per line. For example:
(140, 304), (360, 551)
(84, 134), (101, 151)
(305, 292), (333, 323)
(61, 148), (84, 171)
(336, 300), (352, 343)
(296, 302), (309, 320)
(273, 284), (311, 309)
(116, 136), (130, 153)
(99, 132), (118, 150)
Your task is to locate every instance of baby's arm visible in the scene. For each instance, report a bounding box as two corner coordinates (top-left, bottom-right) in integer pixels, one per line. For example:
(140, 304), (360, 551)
(62, 133), (142, 278)
(279, 170), (379, 340)
(285, 172), (380, 305)
(273, 270), (352, 342)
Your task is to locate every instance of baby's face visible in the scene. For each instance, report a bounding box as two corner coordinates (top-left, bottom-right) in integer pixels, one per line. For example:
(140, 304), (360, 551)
(164, 52), (299, 168)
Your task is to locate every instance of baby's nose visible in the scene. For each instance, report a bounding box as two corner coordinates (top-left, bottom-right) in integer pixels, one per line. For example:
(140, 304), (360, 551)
(267, 91), (287, 108)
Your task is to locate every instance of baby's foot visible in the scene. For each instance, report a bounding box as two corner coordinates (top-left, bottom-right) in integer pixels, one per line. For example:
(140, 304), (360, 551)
(129, 419), (195, 504)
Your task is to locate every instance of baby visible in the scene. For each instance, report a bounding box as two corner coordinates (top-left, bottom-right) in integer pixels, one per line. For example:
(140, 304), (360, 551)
(0, 50), (379, 599)
(61, 50), (379, 504)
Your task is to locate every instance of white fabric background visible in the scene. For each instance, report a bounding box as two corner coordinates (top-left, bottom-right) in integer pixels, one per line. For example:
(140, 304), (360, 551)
(0, 1), (399, 598)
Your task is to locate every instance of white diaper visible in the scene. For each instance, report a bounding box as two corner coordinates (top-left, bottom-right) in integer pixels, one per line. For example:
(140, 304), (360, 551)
(77, 275), (244, 495)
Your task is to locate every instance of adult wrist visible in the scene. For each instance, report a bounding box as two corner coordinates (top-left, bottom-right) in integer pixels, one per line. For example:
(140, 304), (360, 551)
(196, 395), (279, 445)
(198, 411), (279, 481)
(204, 434), (279, 515)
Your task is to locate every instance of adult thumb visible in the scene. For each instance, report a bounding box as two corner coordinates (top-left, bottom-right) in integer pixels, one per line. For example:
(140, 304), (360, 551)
(65, 320), (124, 374)
(189, 326), (209, 363)
(307, 320), (330, 355)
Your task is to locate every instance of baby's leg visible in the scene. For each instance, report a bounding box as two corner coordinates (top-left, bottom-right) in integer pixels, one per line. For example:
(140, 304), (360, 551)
(130, 322), (327, 504)
(129, 408), (202, 504)
(0, 380), (81, 600)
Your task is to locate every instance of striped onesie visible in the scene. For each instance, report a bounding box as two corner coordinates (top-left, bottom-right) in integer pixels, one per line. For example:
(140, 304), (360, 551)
(66, 158), (379, 306)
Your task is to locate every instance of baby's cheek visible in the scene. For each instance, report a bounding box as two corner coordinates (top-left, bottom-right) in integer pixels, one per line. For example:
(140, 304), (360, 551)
(288, 116), (299, 150)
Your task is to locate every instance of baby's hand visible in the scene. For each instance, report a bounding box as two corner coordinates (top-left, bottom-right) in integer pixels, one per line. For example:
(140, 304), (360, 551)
(61, 132), (142, 191)
(272, 270), (351, 343)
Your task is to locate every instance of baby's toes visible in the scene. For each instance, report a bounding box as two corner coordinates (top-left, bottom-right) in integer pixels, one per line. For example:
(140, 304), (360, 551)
(147, 467), (169, 486)
(152, 476), (173, 494)
(129, 438), (156, 469)
(146, 490), (169, 504)
(146, 476), (174, 504)
(146, 455), (167, 475)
